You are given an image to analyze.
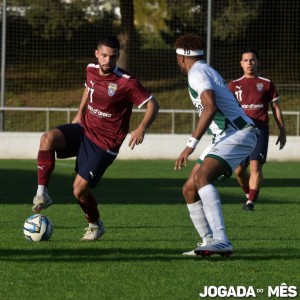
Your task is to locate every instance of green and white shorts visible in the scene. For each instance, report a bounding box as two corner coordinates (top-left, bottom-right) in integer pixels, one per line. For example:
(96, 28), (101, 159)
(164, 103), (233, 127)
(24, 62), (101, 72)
(198, 126), (259, 178)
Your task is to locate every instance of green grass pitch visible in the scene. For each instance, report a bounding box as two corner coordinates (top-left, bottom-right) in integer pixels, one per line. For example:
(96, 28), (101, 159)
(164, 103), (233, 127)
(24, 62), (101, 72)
(0, 159), (299, 299)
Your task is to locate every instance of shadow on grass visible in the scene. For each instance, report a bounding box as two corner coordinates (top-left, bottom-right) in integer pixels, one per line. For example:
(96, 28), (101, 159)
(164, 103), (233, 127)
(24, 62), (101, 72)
(0, 247), (299, 262)
(1, 169), (299, 205)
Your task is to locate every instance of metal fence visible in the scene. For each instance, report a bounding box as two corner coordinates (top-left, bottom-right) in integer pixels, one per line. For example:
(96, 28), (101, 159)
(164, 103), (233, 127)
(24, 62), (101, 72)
(0, 107), (299, 136)
(1, 1), (299, 134)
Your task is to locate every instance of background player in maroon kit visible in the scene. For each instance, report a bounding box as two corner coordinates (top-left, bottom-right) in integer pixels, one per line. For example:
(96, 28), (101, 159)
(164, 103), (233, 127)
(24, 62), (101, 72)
(228, 49), (286, 211)
(32, 36), (160, 240)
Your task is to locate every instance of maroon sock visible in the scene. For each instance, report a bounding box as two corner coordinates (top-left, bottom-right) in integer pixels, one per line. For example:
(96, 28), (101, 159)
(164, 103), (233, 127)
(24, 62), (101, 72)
(37, 150), (55, 186)
(242, 185), (250, 195)
(249, 189), (259, 202)
(77, 192), (100, 223)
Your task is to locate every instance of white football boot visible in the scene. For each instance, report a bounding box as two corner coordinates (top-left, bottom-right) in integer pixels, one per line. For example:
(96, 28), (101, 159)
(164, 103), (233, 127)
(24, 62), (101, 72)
(194, 239), (233, 257)
(182, 238), (213, 256)
(32, 193), (52, 212)
(81, 219), (106, 241)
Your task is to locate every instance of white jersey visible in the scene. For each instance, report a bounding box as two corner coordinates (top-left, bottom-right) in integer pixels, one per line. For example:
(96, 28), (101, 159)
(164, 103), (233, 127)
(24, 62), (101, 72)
(188, 61), (254, 135)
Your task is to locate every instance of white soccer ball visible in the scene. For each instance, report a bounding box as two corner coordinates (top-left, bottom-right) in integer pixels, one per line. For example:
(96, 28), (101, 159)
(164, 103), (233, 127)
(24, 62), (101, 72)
(23, 214), (53, 242)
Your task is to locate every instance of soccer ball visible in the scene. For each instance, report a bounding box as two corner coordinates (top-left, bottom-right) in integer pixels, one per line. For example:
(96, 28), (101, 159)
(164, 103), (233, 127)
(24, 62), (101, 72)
(23, 214), (53, 242)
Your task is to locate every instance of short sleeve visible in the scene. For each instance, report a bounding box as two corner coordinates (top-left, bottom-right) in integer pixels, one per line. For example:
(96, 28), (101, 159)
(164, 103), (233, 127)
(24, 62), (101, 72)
(189, 69), (213, 97)
(126, 78), (153, 108)
(269, 81), (280, 102)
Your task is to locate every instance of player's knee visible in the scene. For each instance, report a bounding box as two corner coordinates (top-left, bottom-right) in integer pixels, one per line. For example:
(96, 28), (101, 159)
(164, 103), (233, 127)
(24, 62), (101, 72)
(182, 182), (192, 198)
(73, 183), (88, 201)
(182, 181), (199, 204)
(40, 132), (52, 149)
(235, 165), (243, 177)
(234, 168), (241, 176)
(73, 184), (82, 200)
(40, 129), (64, 150)
(249, 161), (262, 173)
(193, 171), (208, 188)
(39, 130), (58, 150)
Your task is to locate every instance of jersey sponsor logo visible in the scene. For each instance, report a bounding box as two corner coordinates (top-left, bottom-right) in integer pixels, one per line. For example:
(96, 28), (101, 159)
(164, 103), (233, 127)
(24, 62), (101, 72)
(256, 83), (264, 92)
(88, 104), (112, 118)
(241, 104), (264, 109)
(108, 83), (118, 97)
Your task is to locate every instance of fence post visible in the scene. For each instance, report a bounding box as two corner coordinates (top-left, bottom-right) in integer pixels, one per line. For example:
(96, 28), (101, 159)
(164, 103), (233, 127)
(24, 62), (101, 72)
(297, 111), (300, 136)
(67, 109), (71, 123)
(0, 0), (7, 131)
(46, 109), (50, 131)
(206, 0), (212, 65)
(171, 111), (175, 134)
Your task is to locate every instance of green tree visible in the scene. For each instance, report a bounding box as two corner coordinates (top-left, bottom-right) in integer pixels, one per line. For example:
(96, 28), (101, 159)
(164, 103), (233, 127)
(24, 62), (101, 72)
(212, 0), (261, 42)
(117, 0), (137, 71)
(133, 0), (169, 48)
(9, 0), (113, 40)
(162, 0), (206, 46)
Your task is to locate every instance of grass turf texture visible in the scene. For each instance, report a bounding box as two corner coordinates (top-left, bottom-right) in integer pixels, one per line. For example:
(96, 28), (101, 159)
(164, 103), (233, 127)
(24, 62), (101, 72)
(0, 159), (299, 299)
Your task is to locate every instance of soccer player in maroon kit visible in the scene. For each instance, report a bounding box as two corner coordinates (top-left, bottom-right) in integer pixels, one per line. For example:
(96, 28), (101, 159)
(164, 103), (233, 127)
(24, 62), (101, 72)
(228, 49), (286, 211)
(32, 36), (160, 240)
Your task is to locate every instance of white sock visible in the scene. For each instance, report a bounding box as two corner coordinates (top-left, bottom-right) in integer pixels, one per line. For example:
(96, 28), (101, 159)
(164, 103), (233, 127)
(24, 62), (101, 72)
(36, 185), (47, 196)
(187, 200), (213, 242)
(89, 219), (100, 228)
(198, 184), (228, 242)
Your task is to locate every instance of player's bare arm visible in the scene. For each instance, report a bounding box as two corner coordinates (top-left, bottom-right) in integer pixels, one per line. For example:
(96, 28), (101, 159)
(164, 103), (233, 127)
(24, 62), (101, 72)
(174, 90), (217, 170)
(128, 97), (160, 150)
(72, 87), (89, 123)
(270, 100), (286, 149)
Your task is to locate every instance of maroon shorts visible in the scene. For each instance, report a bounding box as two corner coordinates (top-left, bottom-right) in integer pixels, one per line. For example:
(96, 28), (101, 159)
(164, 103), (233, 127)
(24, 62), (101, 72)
(240, 126), (269, 166)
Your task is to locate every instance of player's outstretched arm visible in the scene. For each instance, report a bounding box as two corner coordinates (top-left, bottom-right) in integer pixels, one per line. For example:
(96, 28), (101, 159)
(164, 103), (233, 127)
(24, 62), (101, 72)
(128, 97), (160, 150)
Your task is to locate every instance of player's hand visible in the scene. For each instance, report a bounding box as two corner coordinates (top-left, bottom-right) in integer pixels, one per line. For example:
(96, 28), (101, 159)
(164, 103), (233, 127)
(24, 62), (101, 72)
(72, 112), (83, 123)
(174, 147), (194, 170)
(128, 127), (145, 150)
(276, 129), (286, 150)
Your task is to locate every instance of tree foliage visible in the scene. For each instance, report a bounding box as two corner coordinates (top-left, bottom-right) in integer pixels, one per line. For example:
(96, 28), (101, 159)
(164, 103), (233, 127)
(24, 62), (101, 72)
(133, 0), (169, 48)
(8, 0), (117, 40)
(212, 0), (261, 42)
(3, 0), (299, 79)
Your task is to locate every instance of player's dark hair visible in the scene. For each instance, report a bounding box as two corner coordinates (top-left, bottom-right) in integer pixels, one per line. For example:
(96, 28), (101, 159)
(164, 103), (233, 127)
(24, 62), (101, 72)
(174, 33), (205, 52)
(97, 36), (120, 50)
(241, 48), (260, 60)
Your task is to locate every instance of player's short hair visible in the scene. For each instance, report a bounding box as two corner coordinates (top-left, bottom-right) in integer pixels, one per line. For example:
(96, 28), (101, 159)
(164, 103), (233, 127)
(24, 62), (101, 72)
(174, 33), (205, 53)
(174, 33), (203, 50)
(241, 48), (260, 60)
(97, 36), (120, 51)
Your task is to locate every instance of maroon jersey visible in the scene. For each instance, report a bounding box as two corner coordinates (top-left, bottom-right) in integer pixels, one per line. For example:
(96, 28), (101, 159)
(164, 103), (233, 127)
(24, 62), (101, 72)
(228, 76), (279, 128)
(82, 64), (152, 153)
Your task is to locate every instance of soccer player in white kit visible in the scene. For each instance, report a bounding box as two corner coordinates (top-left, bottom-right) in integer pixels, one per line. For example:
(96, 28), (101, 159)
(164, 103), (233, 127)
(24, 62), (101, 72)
(174, 33), (259, 256)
